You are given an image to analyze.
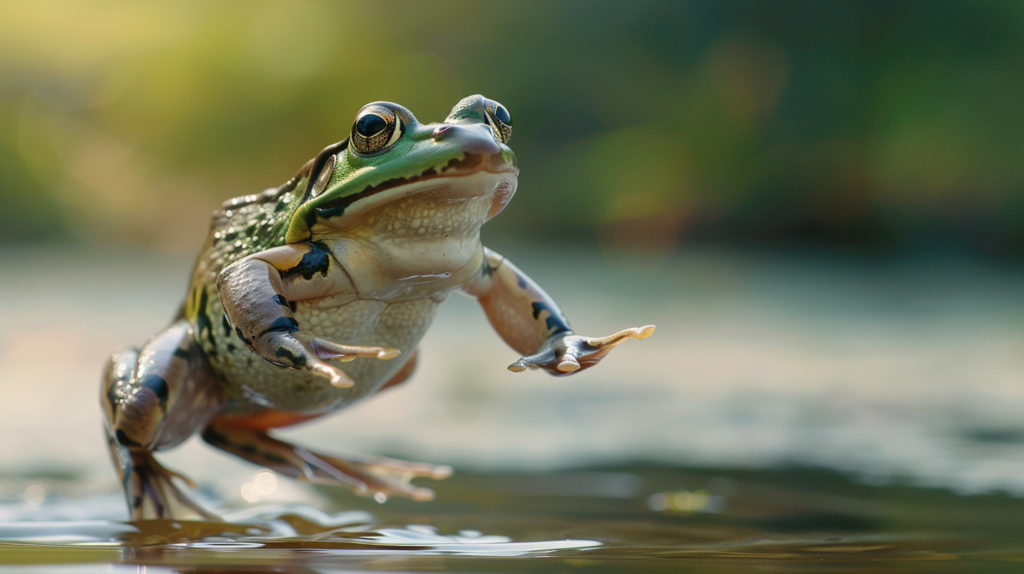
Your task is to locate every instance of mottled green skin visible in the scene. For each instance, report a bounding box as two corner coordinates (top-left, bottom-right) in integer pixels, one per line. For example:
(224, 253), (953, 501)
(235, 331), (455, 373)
(181, 96), (516, 414)
(183, 177), (308, 412)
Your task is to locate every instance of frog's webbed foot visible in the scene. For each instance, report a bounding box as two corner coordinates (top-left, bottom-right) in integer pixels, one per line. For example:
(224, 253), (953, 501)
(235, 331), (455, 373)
(306, 452), (453, 502)
(107, 433), (217, 521)
(202, 421), (452, 502)
(508, 325), (655, 375)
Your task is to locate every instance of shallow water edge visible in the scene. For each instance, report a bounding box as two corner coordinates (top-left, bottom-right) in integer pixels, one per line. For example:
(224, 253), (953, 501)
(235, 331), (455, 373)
(0, 464), (1022, 572)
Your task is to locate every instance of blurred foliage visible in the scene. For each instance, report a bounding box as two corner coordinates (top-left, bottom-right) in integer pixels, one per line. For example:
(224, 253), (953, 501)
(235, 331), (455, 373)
(0, 0), (1022, 255)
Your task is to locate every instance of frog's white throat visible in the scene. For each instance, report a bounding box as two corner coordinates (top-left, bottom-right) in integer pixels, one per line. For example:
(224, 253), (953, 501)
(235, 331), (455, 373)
(312, 170), (518, 235)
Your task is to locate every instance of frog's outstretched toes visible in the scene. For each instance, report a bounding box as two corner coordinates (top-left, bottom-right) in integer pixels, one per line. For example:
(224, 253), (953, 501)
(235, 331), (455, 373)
(317, 452), (453, 502)
(508, 325), (656, 375)
(108, 434), (217, 521)
(202, 420), (450, 503)
(310, 361), (355, 388)
(507, 358), (530, 372)
(131, 454), (217, 521)
(589, 325), (656, 348)
(556, 347), (581, 373)
(311, 338), (401, 361)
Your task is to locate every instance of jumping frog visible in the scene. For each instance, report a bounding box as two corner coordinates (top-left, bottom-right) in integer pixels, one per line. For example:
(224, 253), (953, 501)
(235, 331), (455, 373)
(101, 95), (655, 520)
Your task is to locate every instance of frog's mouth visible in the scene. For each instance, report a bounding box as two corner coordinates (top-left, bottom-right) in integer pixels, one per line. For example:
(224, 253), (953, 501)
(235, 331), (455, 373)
(312, 152), (518, 227)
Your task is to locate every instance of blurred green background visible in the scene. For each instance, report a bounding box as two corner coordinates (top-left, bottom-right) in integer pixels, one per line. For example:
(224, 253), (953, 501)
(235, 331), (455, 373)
(1, 0), (1022, 256)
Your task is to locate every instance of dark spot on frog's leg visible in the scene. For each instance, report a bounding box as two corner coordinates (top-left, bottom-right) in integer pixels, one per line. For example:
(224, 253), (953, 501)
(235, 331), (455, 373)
(142, 481), (165, 516)
(115, 429), (141, 448)
(173, 347), (190, 359)
(200, 426), (227, 446)
(234, 326), (253, 347)
(195, 290), (213, 339)
(531, 302), (571, 335)
(200, 426), (289, 465)
(274, 347), (307, 369)
(272, 294), (289, 307)
(262, 451), (289, 465)
(139, 374), (170, 408)
(259, 317), (299, 338)
(283, 240), (332, 280)
(481, 258), (495, 277)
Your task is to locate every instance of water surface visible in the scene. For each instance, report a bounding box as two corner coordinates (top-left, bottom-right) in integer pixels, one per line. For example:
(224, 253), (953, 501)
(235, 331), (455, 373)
(3, 463), (1024, 572)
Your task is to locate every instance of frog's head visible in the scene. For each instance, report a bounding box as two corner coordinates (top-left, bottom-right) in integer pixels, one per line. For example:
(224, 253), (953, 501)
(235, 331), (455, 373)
(286, 95), (518, 243)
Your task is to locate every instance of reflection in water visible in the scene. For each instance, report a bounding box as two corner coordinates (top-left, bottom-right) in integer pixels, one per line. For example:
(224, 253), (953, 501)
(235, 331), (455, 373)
(0, 465), (1021, 571)
(0, 500), (599, 557)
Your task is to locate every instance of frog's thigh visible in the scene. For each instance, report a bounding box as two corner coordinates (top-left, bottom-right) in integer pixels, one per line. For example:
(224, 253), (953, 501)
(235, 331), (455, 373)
(102, 319), (225, 451)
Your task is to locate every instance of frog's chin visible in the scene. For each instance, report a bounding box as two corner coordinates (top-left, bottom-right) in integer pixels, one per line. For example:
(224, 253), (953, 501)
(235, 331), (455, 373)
(312, 168), (518, 231)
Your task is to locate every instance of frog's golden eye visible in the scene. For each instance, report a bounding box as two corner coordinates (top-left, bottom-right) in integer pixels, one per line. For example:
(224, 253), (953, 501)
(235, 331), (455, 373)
(351, 106), (403, 155)
(484, 100), (512, 144)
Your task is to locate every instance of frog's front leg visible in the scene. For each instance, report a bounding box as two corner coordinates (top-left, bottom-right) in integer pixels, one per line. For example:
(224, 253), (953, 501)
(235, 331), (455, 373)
(101, 320), (226, 520)
(218, 242), (399, 387)
(462, 248), (654, 375)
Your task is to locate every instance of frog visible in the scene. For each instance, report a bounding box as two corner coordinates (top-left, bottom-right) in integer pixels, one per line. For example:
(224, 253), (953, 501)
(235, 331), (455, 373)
(101, 95), (655, 520)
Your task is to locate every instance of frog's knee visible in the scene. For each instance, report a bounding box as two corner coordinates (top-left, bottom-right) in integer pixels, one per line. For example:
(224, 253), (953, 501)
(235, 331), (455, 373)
(109, 379), (168, 449)
(115, 389), (167, 447)
(101, 346), (138, 424)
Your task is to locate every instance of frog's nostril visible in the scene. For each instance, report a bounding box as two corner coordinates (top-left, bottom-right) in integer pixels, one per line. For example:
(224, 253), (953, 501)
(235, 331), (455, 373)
(432, 125), (452, 140)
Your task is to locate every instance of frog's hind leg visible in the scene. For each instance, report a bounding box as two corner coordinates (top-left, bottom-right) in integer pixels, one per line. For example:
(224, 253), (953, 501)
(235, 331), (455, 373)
(201, 350), (452, 502)
(102, 320), (226, 520)
(201, 420), (452, 502)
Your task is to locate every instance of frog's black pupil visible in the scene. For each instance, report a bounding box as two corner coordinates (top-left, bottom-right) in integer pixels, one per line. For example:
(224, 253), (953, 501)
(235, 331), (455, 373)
(494, 104), (511, 126)
(356, 113), (387, 137)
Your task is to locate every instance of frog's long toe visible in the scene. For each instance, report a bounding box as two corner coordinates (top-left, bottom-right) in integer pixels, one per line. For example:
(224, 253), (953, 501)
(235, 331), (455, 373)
(588, 325), (656, 348)
(311, 338), (401, 361)
(202, 419), (451, 503)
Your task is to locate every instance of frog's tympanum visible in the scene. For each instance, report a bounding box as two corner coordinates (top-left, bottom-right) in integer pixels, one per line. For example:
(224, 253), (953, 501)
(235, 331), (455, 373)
(101, 95), (655, 520)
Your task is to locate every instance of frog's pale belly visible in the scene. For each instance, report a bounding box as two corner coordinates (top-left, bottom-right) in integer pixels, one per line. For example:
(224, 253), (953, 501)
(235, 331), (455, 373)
(210, 296), (440, 414)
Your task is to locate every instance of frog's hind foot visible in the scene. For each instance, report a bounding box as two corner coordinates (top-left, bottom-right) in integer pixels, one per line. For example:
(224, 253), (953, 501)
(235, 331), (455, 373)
(107, 433), (217, 521)
(202, 419), (452, 502)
